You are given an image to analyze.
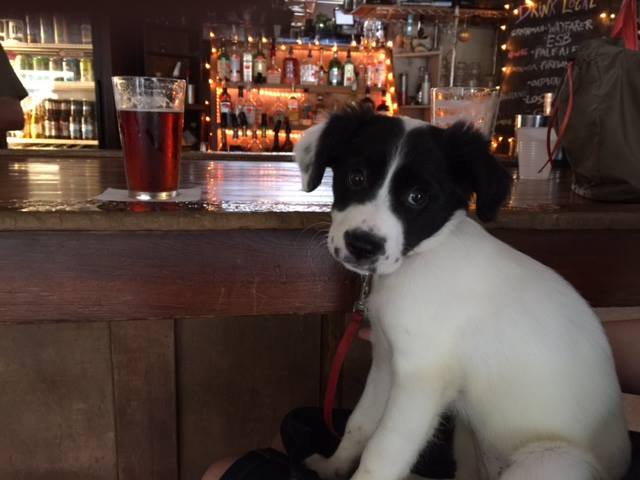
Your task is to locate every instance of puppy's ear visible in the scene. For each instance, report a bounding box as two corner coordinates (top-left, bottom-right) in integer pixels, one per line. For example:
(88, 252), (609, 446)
(294, 122), (328, 192)
(294, 107), (375, 192)
(440, 122), (511, 222)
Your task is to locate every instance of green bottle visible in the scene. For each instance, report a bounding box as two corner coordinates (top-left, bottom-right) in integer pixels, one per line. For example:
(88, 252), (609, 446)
(328, 50), (343, 86)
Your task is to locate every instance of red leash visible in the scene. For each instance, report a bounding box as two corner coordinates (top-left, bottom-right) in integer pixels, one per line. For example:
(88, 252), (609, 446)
(323, 275), (372, 436)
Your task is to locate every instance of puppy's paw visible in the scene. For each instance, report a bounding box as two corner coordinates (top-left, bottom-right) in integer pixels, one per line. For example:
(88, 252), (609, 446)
(304, 453), (350, 480)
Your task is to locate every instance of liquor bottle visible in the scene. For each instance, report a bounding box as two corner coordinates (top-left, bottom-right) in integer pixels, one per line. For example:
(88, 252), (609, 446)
(300, 89), (313, 127)
(242, 36), (254, 83)
(238, 112), (250, 151)
(300, 48), (318, 85)
(328, 50), (343, 86)
(420, 72), (431, 106)
(359, 86), (376, 111)
(248, 128), (261, 152)
(243, 87), (257, 127)
(229, 113), (242, 151)
(376, 90), (391, 115)
(219, 126), (229, 151)
(253, 39), (267, 84)
(317, 48), (327, 86)
(314, 94), (328, 124)
(282, 119), (294, 152)
(287, 87), (300, 125)
(235, 85), (246, 118)
(375, 52), (387, 89)
(365, 50), (376, 88)
(219, 85), (233, 127)
(357, 48), (367, 89)
(272, 119), (282, 152)
(251, 88), (264, 125)
(281, 46), (300, 86)
(260, 113), (270, 151)
(343, 49), (356, 88)
(272, 95), (286, 125)
(229, 32), (242, 83)
(217, 40), (231, 82)
(266, 38), (281, 84)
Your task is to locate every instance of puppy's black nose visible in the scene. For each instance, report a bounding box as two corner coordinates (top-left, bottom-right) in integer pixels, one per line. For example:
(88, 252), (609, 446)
(344, 229), (385, 261)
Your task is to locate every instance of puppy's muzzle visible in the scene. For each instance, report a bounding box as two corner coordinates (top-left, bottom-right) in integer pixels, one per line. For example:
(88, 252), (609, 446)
(344, 229), (386, 262)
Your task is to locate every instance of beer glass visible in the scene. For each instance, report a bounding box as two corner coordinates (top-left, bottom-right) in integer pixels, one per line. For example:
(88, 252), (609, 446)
(112, 76), (185, 200)
(431, 87), (500, 139)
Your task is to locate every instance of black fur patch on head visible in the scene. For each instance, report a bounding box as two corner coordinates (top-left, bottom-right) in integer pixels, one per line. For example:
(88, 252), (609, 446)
(390, 122), (510, 253)
(314, 108), (405, 211)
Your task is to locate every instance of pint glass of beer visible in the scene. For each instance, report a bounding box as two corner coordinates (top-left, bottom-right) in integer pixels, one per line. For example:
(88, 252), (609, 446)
(112, 76), (186, 200)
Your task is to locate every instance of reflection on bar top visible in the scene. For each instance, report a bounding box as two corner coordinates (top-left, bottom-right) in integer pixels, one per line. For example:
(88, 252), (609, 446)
(0, 154), (639, 231)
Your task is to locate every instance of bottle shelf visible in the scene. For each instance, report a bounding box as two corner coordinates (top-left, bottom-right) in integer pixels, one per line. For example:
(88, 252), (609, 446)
(393, 50), (441, 59)
(7, 137), (98, 147)
(2, 41), (93, 56)
(223, 82), (386, 94)
(17, 79), (95, 92)
(351, 4), (509, 21)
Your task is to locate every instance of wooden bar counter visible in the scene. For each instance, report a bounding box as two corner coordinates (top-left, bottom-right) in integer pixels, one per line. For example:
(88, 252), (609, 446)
(1, 152), (639, 480)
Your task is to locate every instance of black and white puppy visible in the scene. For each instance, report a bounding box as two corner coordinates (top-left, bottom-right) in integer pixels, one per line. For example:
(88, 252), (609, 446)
(294, 108), (630, 480)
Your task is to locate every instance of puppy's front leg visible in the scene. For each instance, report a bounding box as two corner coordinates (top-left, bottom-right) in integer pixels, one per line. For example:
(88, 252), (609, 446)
(306, 337), (392, 479)
(351, 368), (455, 480)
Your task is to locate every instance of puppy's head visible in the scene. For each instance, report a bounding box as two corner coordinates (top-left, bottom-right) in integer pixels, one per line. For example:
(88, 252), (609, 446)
(294, 108), (510, 275)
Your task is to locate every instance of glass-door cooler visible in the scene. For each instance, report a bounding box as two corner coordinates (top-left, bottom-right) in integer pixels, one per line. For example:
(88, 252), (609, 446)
(1, 13), (98, 149)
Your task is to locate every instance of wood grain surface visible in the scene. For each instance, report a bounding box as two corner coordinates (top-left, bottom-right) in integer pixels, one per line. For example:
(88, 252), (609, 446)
(110, 320), (178, 480)
(0, 155), (639, 231)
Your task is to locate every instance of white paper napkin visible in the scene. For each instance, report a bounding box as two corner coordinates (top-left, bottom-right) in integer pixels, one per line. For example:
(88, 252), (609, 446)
(95, 187), (202, 202)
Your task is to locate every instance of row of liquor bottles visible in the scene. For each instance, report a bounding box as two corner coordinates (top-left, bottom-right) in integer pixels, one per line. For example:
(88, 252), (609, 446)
(218, 85), (390, 130)
(215, 39), (389, 90)
(218, 92), (391, 153)
(9, 99), (97, 141)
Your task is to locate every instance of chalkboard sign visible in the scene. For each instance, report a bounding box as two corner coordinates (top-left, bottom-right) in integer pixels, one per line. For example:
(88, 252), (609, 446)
(496, 0), (609, 136)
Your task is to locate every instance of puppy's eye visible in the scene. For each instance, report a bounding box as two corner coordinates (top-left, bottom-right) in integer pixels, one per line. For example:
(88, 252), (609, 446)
(347, 169), (367, 190)
(406, 187), (428, 208)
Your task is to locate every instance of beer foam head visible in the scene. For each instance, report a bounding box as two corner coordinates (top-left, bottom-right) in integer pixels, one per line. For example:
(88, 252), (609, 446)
(112, 76), (185, 112)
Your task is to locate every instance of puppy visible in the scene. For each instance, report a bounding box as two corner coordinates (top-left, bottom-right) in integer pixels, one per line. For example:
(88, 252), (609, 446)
(293, 108), (630, 480)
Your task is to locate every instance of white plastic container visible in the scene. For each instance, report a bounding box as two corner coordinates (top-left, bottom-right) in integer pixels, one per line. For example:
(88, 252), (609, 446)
(516, 122), (556, 180)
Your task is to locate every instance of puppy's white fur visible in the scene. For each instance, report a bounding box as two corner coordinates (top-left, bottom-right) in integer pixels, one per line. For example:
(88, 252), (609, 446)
(298, 121), (630, 480)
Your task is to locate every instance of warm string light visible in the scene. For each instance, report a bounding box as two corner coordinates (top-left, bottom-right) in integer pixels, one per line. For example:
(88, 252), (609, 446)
(500, 24), (507, 31)
(205, 63), (211, 70)
(504, 3), (511, 9)
(501, 44), (508, 51)
(513, 8), (519, 15)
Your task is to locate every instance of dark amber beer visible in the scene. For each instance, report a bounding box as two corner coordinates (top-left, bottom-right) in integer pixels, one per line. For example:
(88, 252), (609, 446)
(112, 76), (186, 200)
(117, 109), (184, 197)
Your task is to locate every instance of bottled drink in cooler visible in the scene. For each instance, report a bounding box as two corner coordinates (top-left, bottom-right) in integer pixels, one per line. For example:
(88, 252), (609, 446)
(81, 100), (95, 140)
(360, 86), (375, 110)
(70, 100), (82, 139)
(259, 113), (270, 151)
(300, 90), (313, 127)
(59, 100), (71, 138)
(243, 87), (257, 127)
